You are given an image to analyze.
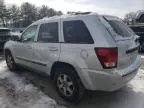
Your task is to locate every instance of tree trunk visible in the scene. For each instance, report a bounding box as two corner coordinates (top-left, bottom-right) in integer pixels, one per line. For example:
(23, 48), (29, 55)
(2, 18), (6, 27)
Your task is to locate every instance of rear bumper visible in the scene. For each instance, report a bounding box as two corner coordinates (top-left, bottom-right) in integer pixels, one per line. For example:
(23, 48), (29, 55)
(77, 56), (141, 91)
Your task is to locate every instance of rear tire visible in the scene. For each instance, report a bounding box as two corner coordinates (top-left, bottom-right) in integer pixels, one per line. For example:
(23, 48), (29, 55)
(5, 51), (17, 71)
(54, 66), (84, 103)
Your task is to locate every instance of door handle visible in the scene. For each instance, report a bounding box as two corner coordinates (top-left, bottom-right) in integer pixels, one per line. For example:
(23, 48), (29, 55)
(48, 47), (58, 51)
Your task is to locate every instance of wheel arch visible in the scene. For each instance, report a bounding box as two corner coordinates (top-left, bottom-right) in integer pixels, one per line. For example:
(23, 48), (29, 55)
(4, 48), (16, 59)
(4, 48), (12, 56)
(50, 61), (84, 86)
(50, 62), (77, 79)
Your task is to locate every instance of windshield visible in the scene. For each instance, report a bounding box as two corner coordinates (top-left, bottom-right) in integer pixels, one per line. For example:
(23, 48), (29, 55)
(107, 20), (135, 37)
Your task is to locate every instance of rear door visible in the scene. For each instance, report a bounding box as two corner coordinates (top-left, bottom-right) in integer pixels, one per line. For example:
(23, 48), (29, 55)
(32, 21), (61, 74)
(102, 16), (139, 70)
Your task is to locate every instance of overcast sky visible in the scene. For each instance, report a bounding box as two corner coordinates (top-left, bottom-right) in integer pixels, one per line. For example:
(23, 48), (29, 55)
(5, 0), (144, 18)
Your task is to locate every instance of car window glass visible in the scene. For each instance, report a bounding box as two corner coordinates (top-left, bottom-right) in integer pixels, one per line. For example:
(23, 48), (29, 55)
(108, 20), (135, 37)
(37, 22), (58, 43)
(21, 25), (38, 42)
(63, 20), (94, 44)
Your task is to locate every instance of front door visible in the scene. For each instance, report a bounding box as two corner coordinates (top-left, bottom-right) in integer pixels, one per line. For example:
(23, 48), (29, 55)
(14, 25), (38, 67)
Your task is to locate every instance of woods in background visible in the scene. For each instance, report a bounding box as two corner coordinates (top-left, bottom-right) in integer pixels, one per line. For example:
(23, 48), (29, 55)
(0, 0), (63, 27)
(124, 10), (144, 25)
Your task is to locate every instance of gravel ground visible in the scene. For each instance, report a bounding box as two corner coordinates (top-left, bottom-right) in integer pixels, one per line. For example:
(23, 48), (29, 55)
(0, 52), (144, 108)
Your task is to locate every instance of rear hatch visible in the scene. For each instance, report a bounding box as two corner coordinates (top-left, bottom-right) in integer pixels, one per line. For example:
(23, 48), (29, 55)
(101, 15), (139, 70)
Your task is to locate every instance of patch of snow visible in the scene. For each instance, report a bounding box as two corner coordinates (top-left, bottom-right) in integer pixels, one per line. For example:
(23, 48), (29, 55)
(0, 61), (6, 72)
(141, 56), (144, 59)
(135, 69), (144, 80)
(0, 61), (65, 108)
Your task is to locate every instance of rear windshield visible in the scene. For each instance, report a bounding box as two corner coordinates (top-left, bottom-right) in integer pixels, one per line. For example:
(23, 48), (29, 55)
(107, 20), (135, 37)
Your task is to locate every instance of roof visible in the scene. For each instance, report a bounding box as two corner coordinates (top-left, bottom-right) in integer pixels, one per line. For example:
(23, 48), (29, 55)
(30, 12), (119, 27)
(32, 12), (99, 25)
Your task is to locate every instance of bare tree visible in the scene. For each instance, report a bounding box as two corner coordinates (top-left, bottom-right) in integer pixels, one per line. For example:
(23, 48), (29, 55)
(38, 5), (63, 19)
(0, 1), (63, 27)
(9, 5), (21, 27)
(38, 5), (49, 19)
(0, 0), (8, 27)
(21, 2), (38, 27)
(124, 12), (136, 25)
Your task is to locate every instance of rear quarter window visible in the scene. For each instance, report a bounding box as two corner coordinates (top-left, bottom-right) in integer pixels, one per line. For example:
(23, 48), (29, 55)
(107, 20), (135, 37)
(63, 20), (94, 44)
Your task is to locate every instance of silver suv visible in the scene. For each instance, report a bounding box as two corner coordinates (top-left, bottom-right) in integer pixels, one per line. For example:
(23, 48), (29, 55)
(4, 13), (140, 102)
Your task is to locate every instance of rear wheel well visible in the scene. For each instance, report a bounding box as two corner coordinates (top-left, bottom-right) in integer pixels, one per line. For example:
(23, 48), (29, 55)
(50, 62), (81, 81)
(52, 62), (85, 102)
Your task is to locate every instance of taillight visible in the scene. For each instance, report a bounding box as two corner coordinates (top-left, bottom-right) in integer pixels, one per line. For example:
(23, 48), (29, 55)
(95, 48), (118, 69)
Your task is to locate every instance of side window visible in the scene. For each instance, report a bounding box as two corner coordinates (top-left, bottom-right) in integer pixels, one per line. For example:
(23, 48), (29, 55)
(21, 25), (38, 42)
(63, 20), (94, 44)
(37, 22), (58, 43)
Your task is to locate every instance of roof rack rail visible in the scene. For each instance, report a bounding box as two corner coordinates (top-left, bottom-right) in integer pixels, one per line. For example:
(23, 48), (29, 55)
(68, 12), (91, 15)
(43, 14), (62, 19)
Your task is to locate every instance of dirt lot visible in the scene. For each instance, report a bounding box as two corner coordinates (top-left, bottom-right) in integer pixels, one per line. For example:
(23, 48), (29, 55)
(0, 52), (144, 108)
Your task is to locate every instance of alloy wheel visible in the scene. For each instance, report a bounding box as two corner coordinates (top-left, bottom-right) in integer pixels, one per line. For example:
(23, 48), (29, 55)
(6, 54), (14, 69)
(57, 74), (75, 97)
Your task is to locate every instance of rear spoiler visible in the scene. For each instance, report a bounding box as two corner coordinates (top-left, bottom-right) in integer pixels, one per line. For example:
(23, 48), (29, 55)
(126, 46), (139, 54)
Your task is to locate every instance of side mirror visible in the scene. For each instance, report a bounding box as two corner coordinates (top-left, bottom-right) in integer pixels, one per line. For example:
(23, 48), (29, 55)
(11, 35), (21, 41)
(23, 37), (31, 42)
(20, 30), (23, 33)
